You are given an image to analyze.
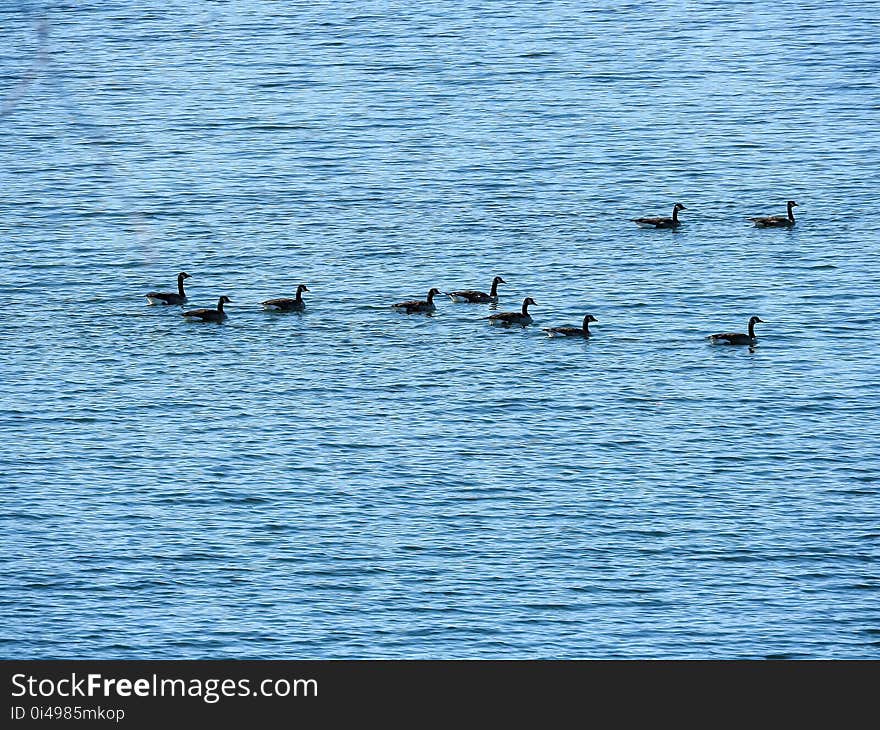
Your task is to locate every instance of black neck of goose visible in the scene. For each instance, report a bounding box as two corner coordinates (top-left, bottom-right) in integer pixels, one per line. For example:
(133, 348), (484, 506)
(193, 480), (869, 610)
(426, 290), (435, 303)
(583, 318), (591, 334)
(672, 206), (679, 222)
(295, 288), (304, 302)
(521, 300), (530, 315)
(490, 280), (499, 297)
(178, 276), (187, 296)
(748, 320), (756, 338)
(217, 298), (225, 313)
(787, 203), (795, 221)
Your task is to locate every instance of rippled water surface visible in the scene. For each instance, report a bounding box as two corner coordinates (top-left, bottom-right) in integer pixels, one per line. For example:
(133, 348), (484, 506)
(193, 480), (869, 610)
(2, 1), (879, 658)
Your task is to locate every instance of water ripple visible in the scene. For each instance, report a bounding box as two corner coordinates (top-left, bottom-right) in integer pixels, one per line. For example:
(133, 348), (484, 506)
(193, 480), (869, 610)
(1, 1), (879, 660)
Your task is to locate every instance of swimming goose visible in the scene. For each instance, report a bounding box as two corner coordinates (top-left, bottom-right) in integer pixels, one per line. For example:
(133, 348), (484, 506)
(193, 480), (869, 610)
(486, 297), (536, 327)
(749, 200), (798, 227)
(543, 314), (598, 338)
(709, 316), (764, 345)
(182, 295), (231, 323)
(146, 272), (190, 305)
(392, 288), (441, 314)
(631, 202), (686, 229)
(262, 284), (309, 312)
(447, 276), (506, 303)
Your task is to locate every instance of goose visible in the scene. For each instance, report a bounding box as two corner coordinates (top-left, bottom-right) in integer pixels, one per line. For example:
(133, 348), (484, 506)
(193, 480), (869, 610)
(631, 202), (686, 229)
(749, 200), (798, 227)
(709, 316), (764, 345)
(146, 272), (190, 305)
(392, 288), (441, 314)
(447, 276), (506, 303)
(486, 297), (536, 327)
(182, 295), (231, 323)
(262, 284), (309, 312)
(543, 314), (598, 338)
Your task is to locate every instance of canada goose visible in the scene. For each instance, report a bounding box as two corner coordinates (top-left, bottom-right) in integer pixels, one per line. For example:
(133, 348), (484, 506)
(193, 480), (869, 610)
(262, 284), (309, 312)
(631, 202), (686, 229)
(486, 297), (536, 326)
(709, 316), (764, 345)
(181, 295), (231, 323)
(749, 200), (798, 227)
(146, 272), (190, 305)
(392, 288), (442, 314)
(543, 314), (598, 338)
(447, 276), (506, 303)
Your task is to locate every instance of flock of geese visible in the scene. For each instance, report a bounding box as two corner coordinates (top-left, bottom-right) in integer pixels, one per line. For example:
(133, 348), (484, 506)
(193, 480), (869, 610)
(146, 200), (799, 346)
(630, 199), (798, 230)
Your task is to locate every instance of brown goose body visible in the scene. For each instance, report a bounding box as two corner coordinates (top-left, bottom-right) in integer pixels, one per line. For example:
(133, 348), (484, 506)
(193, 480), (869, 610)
(543, 314), (598, 338)
(393, 287), (441, 314)
(486, 297), (536, 327)
(262, 284), (309, 312)
(631, 203), (686, 229)
(182, 295), (231, 323)
(709, 316), (764, 345)
(448, 276), (506, 303)
(146, 272), (190, 305)
(749, 200), (798, 227)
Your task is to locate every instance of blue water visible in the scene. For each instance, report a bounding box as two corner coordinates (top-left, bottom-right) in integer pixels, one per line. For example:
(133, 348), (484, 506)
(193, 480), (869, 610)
(2, 1), (879, 658)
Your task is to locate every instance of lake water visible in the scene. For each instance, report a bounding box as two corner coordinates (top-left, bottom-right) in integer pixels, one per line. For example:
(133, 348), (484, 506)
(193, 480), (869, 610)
(1, 1), (879, 658)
